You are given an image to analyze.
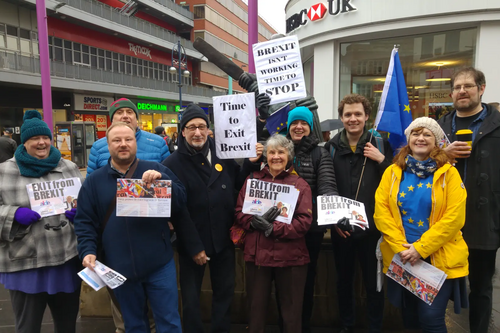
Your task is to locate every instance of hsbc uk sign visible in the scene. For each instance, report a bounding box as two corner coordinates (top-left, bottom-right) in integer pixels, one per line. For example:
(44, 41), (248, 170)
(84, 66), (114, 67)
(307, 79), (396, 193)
(286, 0), (357, 33)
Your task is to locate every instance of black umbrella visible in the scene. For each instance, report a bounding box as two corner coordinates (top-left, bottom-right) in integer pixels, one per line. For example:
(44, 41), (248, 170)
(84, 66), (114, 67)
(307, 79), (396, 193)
(320, 119), (344, 132)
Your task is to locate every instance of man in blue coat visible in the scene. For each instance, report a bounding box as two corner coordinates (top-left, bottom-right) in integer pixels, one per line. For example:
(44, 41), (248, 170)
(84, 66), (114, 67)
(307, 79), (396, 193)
(87, 98), (169, 175)
(75, 122), (186, 333)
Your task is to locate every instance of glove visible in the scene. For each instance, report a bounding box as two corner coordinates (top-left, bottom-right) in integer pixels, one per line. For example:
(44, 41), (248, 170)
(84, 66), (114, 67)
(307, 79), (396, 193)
(251, 207), (281, 237)
(295, 96), (318, 111)
(256, 93), (271, 119)
(336, 217), (355, 233)
(262, 206), (281, 223)
(14, 207), (41, 226)
(238, 72), (257, 91)
(65, 208), (77, 223)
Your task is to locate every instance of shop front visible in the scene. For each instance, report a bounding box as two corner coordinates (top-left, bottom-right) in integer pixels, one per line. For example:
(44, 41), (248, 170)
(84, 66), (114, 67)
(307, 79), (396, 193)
(131, 99), (181, 137)
(285, 0), (500, 122)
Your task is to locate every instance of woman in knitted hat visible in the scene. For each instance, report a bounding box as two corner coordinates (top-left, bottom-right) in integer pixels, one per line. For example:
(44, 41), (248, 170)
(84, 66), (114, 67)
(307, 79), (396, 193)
(0, 110), (83, 333)
(374, 117), (468, 332)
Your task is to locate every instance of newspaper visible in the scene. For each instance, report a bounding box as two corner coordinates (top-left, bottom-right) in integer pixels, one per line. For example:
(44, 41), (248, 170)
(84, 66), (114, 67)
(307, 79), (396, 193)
(116, 179), (171, 217)
(78, 260), (127, 291)
(386, 254), (447, 305)
(26, 177), (81, 218)
(241, 179), (300, 224)
(316, 195), (369, 229)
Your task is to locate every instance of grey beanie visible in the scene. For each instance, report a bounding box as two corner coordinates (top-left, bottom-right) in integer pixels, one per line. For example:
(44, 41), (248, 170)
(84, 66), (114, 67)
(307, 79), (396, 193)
(404, 117), (444, 144)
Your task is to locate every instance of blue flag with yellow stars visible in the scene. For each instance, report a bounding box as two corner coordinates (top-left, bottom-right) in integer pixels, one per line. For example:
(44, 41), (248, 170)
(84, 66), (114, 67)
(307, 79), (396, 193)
(266, 103), (291, 136)
(374, 47), (413, 152)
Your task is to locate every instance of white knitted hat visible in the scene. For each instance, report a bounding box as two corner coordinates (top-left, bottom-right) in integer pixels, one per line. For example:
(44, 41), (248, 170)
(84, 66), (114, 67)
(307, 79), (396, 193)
(404, 117), (444, 144)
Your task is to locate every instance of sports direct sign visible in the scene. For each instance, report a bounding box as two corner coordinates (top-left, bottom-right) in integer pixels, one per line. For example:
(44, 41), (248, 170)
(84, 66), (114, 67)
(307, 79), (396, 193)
(286, 0), (357, 33)
(74, 94), (111, 111)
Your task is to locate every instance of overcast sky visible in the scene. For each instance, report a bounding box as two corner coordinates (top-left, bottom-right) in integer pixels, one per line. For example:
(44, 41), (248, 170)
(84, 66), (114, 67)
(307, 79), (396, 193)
(242, 0), (288, 34)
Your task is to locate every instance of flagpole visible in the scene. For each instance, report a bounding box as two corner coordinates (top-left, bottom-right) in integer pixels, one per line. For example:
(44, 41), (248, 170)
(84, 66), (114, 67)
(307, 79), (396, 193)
(354, 45), (400, 200)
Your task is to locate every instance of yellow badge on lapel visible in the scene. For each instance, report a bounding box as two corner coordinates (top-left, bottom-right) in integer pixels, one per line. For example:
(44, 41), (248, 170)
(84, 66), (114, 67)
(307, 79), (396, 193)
(215, 163), (223, 172)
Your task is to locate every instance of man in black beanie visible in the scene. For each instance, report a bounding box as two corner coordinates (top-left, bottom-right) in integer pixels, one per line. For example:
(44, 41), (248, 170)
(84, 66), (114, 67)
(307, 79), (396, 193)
(163, 104), (262, 333)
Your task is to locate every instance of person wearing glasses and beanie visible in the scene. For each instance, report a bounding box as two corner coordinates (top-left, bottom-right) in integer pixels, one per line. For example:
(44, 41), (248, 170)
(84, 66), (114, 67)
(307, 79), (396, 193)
(0, 110), (83, 333)
(374, 117), (468, 332)
(437, 67), (500, 333)
(163, 104), (263, 333)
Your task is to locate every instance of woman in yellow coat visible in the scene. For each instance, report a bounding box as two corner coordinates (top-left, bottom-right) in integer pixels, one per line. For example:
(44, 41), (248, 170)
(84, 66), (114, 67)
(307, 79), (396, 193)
(374, 117), (468, 333)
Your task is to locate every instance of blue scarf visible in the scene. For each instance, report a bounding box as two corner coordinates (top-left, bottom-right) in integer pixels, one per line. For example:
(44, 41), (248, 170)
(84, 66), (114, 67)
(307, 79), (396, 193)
(405, 155), (437, 179)
(15, 145), (62, 178)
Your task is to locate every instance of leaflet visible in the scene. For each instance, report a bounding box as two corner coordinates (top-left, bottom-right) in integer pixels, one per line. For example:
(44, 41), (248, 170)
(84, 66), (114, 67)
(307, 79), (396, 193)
(116, 179), (171, 217)
(241, 179), (300, 224)
(316, 195), (369, 229)
(386, 254), (447, 305)
(78, 260), (127, 291)
(26, 177), (81, 218)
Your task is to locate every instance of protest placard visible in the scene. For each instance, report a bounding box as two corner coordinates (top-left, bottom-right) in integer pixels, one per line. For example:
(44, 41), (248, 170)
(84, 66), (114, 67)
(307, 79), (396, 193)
(241, 179), (299, 224)
(213, 93), (257, 159)
(316, 195), (369, 228)
(387, 254), (447, 305)
(253, 35), (307, 105)
(116, 179), (171, 217)
(26, 177), (81, 218)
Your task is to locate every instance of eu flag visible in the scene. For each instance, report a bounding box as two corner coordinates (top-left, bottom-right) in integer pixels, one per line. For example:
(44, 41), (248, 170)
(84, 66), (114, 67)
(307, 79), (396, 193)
(266, 103), (291, 136)
(374, 48), (413, 152)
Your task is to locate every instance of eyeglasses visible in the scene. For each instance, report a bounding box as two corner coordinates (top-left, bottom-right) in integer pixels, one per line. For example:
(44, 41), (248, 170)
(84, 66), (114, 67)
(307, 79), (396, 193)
(452, 84), (478, 92)
(185, 125), (207, 132)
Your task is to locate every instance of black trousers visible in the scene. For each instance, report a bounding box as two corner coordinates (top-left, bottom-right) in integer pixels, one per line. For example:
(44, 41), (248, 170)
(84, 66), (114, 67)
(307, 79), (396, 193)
(277, 231), (324, 333)
(9, 288), (81, 333)
(178, 245), (235, 333)
(468, 248), (497, 333)
(331, 232), (384, 332)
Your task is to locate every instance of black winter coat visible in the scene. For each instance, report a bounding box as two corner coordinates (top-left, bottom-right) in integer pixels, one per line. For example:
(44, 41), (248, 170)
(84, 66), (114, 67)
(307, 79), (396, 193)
(325, 129), (392, 237)
(292, 135), (338, 231)
(438, 104), (500, 250)
(163, 135), (257, 257)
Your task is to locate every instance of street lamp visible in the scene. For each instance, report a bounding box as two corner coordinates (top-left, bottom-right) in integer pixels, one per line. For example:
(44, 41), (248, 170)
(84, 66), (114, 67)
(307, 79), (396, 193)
(169, 40), (190, 111)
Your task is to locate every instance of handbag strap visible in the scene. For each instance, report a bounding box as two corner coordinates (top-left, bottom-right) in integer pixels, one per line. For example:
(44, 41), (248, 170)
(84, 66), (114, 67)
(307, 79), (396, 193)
(101, 158), (139, 233)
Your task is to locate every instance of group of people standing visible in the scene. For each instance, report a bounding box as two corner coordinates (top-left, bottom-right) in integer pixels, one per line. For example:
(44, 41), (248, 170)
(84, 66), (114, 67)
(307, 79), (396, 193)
(0, 65), (498, 333)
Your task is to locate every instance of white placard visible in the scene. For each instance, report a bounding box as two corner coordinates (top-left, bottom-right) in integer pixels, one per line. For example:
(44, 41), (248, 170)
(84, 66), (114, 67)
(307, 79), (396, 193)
(316, 195), (369, 229)
(213, 93), (257, 159)
(26, 177), (81, 218)
(241, 179), (300, 224)
(253, 35), (307, 105)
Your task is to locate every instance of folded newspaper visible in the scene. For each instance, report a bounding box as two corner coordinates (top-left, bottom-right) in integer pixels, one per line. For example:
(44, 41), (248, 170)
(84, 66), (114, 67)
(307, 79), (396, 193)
(316, 195), (369, 229)
(386, 254), (447, 305)
(78, 260), (127, 291)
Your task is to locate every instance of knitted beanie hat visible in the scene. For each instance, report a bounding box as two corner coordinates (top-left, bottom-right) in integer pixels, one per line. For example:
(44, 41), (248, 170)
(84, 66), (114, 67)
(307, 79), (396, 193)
(404, 117), (444, 144)
(287, 106), (313, 133)
(180, 104), (209, 129)
(109, 98), (138, 120)
(21, 110), (52, 143)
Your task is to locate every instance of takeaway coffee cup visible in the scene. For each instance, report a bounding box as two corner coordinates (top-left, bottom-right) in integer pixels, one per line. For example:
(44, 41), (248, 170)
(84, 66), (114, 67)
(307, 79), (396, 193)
(456, 129), (473, 155)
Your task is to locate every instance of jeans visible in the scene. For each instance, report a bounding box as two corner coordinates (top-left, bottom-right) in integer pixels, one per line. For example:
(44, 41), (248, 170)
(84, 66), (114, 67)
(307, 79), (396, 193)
(113, 258), (182, 333)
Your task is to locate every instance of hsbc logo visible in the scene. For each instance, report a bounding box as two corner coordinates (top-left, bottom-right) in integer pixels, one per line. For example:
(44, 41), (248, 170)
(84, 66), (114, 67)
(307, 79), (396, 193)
(286, 0), (357, 34)
(307, 3), (327, 21)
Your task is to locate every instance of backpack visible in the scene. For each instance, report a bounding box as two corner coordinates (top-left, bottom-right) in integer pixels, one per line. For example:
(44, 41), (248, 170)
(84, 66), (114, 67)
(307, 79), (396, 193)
(328, 129), (384, 161)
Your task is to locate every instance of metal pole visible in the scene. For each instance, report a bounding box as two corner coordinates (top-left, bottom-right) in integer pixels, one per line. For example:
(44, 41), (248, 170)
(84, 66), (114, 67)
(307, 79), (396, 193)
(178, 40), (182, 110)
(228, 57), (233, 94)
(248, 0), (258, 74)
(36, 0), (53, 135)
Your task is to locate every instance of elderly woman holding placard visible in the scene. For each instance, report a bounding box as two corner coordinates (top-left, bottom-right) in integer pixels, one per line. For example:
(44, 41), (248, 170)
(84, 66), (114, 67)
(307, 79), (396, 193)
(234, 133), (312, 333)
(0, 110), (83, 333)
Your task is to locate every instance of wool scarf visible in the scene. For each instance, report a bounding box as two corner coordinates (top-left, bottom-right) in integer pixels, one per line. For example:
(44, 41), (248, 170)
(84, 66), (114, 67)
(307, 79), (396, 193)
(15, 145), (62, 177)
(405, 155), (437, 179)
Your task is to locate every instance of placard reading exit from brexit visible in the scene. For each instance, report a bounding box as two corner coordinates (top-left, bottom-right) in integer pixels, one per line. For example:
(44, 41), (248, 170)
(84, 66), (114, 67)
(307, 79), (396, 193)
(253, 35), (307, 105)
(213, 93), (257, 159)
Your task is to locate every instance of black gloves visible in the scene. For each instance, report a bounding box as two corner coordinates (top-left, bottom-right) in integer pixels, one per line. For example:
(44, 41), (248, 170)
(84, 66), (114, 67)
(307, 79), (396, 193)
(295, 96), (318, 111)
(256, 93), (271, 119)
(251, 206), (281, 237)
(238, 72), (257, 91)
(337, 217), (355, 233)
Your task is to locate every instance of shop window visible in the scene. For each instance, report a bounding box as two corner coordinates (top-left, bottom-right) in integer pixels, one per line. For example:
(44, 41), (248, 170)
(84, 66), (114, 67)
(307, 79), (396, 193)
(339, 28), (477, 125)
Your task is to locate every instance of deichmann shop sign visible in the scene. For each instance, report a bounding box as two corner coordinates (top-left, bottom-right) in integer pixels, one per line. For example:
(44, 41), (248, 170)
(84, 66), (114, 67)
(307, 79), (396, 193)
(286, 0), (357, 33)
(136, 102), (180, 112)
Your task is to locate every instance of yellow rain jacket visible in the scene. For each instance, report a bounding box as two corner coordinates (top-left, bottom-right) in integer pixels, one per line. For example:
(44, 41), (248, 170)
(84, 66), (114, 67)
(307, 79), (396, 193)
(374, 163), (468, 279)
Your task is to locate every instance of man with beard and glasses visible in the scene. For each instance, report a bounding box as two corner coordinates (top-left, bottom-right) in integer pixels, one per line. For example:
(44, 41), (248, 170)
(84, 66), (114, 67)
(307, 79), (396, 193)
(438, 67), (500, 333)
(162, 104), (263, 333)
